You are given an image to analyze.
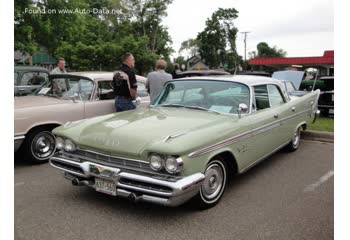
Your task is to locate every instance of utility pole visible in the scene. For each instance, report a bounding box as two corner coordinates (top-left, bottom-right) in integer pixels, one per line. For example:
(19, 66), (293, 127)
(240, 31), (251, 69)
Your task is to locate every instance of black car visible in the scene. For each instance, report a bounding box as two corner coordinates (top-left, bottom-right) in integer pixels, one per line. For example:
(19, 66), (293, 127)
(318, 76), (334, 117)
(14, 66), (49, 96)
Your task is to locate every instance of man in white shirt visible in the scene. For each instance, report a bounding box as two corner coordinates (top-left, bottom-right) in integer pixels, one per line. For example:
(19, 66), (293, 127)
(146, 59), (172, 102)
(50, 58), (67, 93)
(50, 58), (67, 74)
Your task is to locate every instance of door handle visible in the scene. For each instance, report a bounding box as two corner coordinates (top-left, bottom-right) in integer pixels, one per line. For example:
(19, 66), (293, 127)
(273, 114), (279, 118)
(291, 107), (296, 112)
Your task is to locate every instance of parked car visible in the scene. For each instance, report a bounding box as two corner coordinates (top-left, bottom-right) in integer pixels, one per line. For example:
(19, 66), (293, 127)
(317, 76), (334, 117)
(49, 75), (320, 209)
(14, 65), (49, 96)
(14, 72), (149, 163)
(299, 76), (334, 117)
(176, 70), (230, 78)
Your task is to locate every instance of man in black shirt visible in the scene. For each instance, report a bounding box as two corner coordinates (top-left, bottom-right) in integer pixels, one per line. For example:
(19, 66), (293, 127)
(113, 53), (138, 112)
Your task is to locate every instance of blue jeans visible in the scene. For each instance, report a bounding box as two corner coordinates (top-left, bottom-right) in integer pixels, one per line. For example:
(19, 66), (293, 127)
(115, 96), (136, 112)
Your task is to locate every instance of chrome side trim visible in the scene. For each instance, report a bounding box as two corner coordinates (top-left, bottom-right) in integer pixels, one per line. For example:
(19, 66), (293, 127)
(188, 109), (311, 158)
(14, 135), (25, 140)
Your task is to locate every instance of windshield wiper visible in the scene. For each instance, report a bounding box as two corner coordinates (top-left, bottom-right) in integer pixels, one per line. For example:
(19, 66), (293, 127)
(159, 104), (222, 114)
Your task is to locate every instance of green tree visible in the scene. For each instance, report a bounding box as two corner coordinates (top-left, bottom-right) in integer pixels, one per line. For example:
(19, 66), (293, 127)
(179, 39), (199, 57)
(256, 42), (287, 57)
(196, 8), (240, 69)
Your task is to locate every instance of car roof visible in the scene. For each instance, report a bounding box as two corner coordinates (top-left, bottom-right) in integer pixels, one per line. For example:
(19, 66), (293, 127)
(49, 71), (146, 82)
(14, 65), (49, 72)
(173, 74), (282, 87)
(178, 70), (230, 76)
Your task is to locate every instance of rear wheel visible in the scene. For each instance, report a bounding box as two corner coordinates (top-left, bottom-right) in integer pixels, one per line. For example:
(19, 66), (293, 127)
(285, 126), (301, 152)
(22, 127), (56, 164)
(192, 159), (228, 209)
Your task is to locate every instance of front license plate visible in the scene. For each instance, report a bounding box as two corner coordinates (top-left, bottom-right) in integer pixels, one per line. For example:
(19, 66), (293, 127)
(329, 108), (334, 114)
(95, 178), (117, 196)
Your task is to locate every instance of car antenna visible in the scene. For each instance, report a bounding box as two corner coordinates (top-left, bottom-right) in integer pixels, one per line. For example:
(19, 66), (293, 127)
(311, 69), (319, 92)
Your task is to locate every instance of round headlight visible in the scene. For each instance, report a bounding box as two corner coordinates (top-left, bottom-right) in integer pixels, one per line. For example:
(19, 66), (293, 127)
(150, 154), (163, 171)
(56, 137), (64, 150)
(64, 139), (76, 152)
(165, 156), (183, 174)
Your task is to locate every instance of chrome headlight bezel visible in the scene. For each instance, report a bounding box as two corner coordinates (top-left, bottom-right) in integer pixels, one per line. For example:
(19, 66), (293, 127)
(64, 139), (77, 152)
(55, 136), (65, 150)
(165, 156), (183, 174)
(149, 153), (164, 171)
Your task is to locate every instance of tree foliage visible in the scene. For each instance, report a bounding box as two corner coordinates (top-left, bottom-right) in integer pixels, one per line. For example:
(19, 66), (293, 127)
(14, 0), (173, 74)
(196, 8), (240, 70)
(256, 42), (287, 58)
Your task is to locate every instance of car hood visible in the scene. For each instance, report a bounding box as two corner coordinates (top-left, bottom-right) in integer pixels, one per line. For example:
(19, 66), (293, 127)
(54, 107), (237, 157)
(15, 95), (69, 109)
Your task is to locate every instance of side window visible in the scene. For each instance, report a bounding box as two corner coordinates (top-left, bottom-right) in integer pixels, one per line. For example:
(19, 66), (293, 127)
(21, 72), (47, 86)
(268, 85), (285, 107)
(97, 81), (115, 100)
(254, 85), (269, 111)
(21, 72), (35, 85)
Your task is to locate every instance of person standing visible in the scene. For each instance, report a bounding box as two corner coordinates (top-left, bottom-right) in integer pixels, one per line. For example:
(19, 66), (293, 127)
(146, 59), (172, 102)
(50, 58), (67, 74)
(113, 53), (138, 112)
(171, 63), (181, 79)
(50, 58), (67, 93)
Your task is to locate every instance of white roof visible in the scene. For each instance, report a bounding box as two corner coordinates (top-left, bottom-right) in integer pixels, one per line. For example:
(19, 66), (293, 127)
(176, 74), (282, 87)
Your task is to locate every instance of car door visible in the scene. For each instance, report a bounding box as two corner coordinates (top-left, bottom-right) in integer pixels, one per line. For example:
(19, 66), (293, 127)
(238, 84), (289, 171)
(84, 80), (115, 119)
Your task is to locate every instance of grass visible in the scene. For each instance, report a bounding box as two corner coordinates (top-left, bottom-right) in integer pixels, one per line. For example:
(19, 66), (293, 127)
(308, 116), (334, 132)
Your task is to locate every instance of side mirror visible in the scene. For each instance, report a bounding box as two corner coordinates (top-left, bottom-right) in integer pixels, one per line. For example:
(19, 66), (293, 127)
(237, 103), (248, 118)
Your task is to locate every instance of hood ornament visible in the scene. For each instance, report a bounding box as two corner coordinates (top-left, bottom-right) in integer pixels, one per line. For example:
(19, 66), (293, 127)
(163, 132), (187, 143)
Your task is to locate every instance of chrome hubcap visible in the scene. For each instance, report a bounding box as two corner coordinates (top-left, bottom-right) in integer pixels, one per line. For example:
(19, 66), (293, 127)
(201, 163), (224, 200)
(31, 132), (56, 160)
(293, 128), (300, 147)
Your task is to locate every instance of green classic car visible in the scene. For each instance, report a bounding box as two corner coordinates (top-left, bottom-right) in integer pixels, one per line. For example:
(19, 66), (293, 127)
(49, 75), (320, 209)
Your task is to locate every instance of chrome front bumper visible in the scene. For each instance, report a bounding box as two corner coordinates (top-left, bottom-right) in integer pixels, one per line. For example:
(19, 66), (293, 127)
(14, 135), (25, 152)
(50, 153), (205, 207)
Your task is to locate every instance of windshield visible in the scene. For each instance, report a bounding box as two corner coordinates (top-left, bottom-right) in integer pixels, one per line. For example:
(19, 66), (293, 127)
(285, 81), (296, 93)
(35, 76), (94, 101)
(154, 80), (250, 114)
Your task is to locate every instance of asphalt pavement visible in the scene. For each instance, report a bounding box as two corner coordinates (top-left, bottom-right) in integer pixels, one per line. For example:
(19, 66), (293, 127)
(14, 140), (334, 240)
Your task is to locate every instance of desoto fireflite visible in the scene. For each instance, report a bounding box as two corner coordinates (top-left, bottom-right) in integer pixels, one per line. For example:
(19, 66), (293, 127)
(49, 75), (320, 209)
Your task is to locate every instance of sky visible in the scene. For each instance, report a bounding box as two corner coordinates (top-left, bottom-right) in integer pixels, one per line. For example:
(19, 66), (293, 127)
(163, 0), (334, 59)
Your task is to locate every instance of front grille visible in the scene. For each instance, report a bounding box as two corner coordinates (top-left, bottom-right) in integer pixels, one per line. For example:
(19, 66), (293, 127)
(74, 149), (151, 170)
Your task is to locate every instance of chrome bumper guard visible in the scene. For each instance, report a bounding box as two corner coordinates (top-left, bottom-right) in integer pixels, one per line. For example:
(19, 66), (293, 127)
(50, 154), (205, 207)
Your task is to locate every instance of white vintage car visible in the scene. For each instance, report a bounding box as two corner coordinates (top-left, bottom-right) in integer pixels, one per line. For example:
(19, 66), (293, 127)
(14, 72), (149, 163)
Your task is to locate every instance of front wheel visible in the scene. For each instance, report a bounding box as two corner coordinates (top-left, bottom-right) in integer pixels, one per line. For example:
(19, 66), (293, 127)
(22, 128), (56, 164)
(192, 159), (228, 209)
(285, 126), (301, 152)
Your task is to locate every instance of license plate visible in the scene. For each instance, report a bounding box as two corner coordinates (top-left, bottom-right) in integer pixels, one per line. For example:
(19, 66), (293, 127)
(95, 178), (117, 196)
(329, 109), (334, 114)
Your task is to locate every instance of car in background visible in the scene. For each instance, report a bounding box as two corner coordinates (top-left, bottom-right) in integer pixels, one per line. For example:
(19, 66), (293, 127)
(176, 70), (230, 78)
(15, 72), (149, 163)
(49, 75), (320, 209)
(14, 65), (49, 96)
(299, 76), (334, 117)
(318, 76), (334, 117)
